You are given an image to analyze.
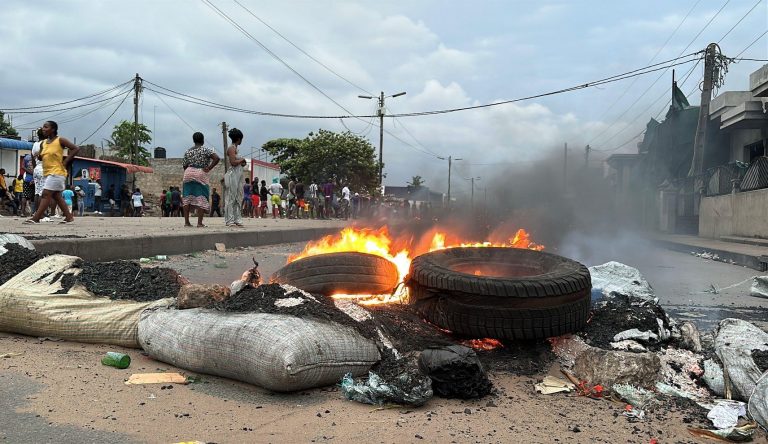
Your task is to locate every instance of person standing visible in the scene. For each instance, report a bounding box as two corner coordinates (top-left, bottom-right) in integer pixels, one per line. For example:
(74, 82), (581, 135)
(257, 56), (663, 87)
(93, 179), (102, 214)
(340, 183), (351, 220)
(170, 186), (181, 217)
(21, 149), (34, 215)
(31, 128), (44, 214)
(160, 189), (168, 217)
(323, 179), (334, 219)
(210, 188), (222, 217)
(352, 192), (361, 219)
(182, 132), (220, 227)
(132, 188), (144, 217)
(75, 185), (85, 216)
(259, 179), (268, 218)
(12, 174), (24, 214)
(105, 184), (116, 216)
(62, 185), (74, 214)
(268, 177), (283, 219)
(120, 184), (132, 217)
(242, 177), (252, 217)
(295, 179), (305, 219)
(223, 128), (246, 227)
(25, 121), (79, 224)
(308, 179), (318, 219)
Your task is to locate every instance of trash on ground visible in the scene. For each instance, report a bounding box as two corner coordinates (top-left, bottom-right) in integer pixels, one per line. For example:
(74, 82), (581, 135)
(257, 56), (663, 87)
(125, 372), (188, 385)
(341, 358), (433, 407)
(750, 276), (768, 299)
(214, 243), (226, 252)
(713, 318), (768, 401)
(534, 375), (575, 395)
(610, 340), (647, 352)
(101, 352), (131, 369)
(688, 422), (757, 442)
(418, 345), (492, 399)
(748, 373), (768, 430)
(702, 358), (726, 397)
(623, 405), (645, 421)
(588, 261), (655, 301)
(613, 328), (659, 344)
(613, 383), (655, 408)
(0, 352), (23, 358)
(573, 347), (661, 389)
(678, 321), (702, 353)
(706, 400), (746, 430)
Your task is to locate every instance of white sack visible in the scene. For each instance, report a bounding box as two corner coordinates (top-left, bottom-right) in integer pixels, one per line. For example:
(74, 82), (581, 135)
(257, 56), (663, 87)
(138, 308), (380, 392)
(714, 318), (768, 401)
(589, 261), (655, 301)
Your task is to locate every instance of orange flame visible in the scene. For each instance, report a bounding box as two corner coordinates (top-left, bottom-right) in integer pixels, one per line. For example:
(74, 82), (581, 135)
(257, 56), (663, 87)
(461, 338), (504, 351)
(287, 226), (543, 305)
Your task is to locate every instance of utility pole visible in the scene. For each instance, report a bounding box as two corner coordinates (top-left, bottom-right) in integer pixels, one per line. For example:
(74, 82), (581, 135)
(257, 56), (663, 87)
(563, 142), (568, 194)
(585, 144), (591, 168)
(689, 43), (718, 177)
(358, 90), (406, 191)
(221, 121), (228, 208)
(437, 155), (462, 208)
(132, 73), (141, 186)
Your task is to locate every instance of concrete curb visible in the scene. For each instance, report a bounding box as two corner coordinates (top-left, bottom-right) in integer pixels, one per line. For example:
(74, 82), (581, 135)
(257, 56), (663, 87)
(652, 239), (767, 271)
(31, 227), (341, 261)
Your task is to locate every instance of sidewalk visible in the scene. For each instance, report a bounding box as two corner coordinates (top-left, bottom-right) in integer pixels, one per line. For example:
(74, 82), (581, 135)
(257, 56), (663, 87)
(2, 215), (348, 261)
(652, 233), (768, 271)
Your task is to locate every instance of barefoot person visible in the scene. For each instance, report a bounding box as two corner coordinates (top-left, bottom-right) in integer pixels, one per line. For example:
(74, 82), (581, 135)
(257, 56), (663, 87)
(182, 132), (220, 227)
(223, 128), (246, 227)
(26, 121), (79, 224)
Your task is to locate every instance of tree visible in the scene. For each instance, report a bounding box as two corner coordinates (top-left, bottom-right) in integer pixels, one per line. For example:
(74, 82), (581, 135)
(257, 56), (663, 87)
(262, 129), (379, 194)
(408, 175), (424, 188)
(0, 111), (18, 138)
(108, 120), (152, 166)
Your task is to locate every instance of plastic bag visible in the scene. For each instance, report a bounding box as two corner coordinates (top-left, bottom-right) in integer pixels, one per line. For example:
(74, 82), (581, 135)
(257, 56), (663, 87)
(418, 345), (493, 399)
(341, 366), (432, 407)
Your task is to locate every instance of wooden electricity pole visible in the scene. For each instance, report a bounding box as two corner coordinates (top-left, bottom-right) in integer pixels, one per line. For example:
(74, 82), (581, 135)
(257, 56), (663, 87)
(132, 73), (141, 186)
(689, 43), (718, 177)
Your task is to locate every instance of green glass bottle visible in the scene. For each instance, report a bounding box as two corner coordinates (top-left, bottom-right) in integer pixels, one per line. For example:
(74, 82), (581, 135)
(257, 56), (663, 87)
(101, 352), (131, 369)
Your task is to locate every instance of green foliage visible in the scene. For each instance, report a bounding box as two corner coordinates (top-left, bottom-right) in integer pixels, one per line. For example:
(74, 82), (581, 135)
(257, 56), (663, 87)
(0, 112), (18, 137)
(262, 129), (379, 194)
(408, 175), (424, 188)
(109, 120), (152, 166)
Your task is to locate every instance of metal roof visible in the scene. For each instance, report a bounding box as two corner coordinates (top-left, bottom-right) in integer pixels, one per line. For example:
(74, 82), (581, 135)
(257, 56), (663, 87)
(0, 138), (33, 150)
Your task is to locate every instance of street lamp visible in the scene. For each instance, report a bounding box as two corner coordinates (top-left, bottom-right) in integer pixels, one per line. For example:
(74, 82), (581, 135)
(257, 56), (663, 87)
(437, 155), (462, 207)
(358, 91), (407, 191)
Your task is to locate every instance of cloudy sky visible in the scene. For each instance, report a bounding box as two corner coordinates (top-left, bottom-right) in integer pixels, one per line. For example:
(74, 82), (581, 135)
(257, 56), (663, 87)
(1, 0), (766, 191)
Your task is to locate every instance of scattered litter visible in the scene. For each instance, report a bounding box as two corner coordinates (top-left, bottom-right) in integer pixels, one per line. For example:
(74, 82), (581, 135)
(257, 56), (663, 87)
(688, 422), (757, 442)
(748, 373), (768, 430)
(0, 352), (23, 358)
(534, 376), (575, 395)
(101, 352), (131, 369)
(139, 258), (152, 264)
(750, 276), (768, 299)
(213, 262), (228, 269)
(273, 297), (305, 308)
(613, 384), (655, 408)
(588, 261), (655, 301)
(656, 382), (698, 401)
(214, 243), (226, 252)
(678, 321), (702, 353)
(562, 370), (604, 399)
(125, 372), (188, 385)
(703, 359), (726, 397)
(613, 329), (659, 344)
(707, 400), (746, 430)
(419, 345), (492, 399)
(610, 340), (647, 352)
(714, 318), (768, 401)
(548, 335), (591, 368)
(155, 255), (168, 261)
(657, 348), (709, 401)
(622, 405), (645, 421)
(341, 367), (432, 407)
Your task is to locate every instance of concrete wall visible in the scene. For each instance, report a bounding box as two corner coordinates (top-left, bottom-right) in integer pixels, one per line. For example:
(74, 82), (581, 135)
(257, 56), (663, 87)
(700, 188), (768, 238)
(135, 158), (227, 202)
(729, 128), (762, 162)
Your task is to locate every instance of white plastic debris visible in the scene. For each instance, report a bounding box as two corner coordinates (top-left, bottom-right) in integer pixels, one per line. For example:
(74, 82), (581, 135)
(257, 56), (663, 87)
(714, 318), (768, 401)
(702, 359), (726, 397)
(273, 297), (305, 308)
(748, 373), (768, 430)
(0, 234), (35, 256)
(588, 261), (655, 301)
(610, 340), (647, 353)
(534, 376), (575, 395)
(707, 400), (746, 430)
(750, 276), (768, 299)
(613, 329), (659, 344)
(613, 383), (655, 408)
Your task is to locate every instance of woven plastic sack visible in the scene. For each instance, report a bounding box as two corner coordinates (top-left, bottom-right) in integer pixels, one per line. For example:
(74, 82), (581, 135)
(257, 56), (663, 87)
(0, 255), (173, 347)
(138, 308), (380, 392)
(714, 318), (768, 401)
(749, 373), (768, 430)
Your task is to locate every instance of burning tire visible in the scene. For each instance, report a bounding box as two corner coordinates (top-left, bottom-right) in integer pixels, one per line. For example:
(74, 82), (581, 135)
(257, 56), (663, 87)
(406, 247), (591, 340)
(271, 252), (400, 296)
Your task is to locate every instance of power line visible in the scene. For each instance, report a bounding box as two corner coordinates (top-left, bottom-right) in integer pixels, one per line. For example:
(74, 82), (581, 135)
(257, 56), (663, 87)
(718, 0), (764, 43)
(736, 29), (768, 57)
(0, 80), (133, 111)
(232, 0), (373, 96)
(200, 0), (357, 117)
(13, 85), (134, 129)
(79, 88), (133, 144)
(591, 0), (702, 125)
(588, 0), (731, 146)
(148, 89), (196, 132)
(2, 90), (132, 115)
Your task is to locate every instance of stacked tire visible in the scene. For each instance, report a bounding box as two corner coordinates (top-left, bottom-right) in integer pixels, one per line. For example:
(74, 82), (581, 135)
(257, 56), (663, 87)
(407, 247), (591, 340)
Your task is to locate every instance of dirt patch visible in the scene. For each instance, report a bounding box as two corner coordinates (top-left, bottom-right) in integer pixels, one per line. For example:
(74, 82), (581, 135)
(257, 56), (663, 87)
(753, 349), (768, 373)
(649, 395), (710, 427)
(579, 295), (669, 350)
(477, 340), (555, 376)
(0, 243), (41, 285)
(59, 261), (183, 301)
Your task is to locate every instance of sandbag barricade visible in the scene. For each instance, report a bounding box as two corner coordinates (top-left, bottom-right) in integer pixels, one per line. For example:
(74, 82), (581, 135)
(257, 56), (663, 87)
(138, 308), (381, 392)
(0, 255), (173, 348)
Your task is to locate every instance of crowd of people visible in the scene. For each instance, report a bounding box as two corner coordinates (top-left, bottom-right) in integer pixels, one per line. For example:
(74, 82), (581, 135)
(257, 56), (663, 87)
(2, 124), (438, 225)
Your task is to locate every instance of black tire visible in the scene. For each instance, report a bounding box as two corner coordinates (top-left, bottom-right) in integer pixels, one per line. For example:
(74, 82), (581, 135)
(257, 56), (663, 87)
(270, 252), (400, 296)
(406, 247), (591, 340)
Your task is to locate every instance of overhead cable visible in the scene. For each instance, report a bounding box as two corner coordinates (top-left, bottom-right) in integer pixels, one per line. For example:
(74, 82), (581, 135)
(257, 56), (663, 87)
(0, 80), (133, 111)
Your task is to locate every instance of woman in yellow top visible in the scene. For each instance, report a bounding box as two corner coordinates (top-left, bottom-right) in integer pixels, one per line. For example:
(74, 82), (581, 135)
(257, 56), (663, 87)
(26, 121), (80, 224)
